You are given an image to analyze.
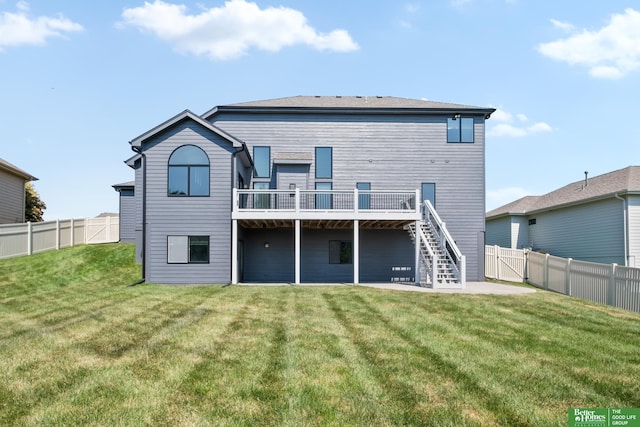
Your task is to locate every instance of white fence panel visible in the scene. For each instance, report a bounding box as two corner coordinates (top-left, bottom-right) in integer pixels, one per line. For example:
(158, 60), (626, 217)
(526, 251), (546, 287)
(484, 245), (525, 282)
(0, 217), (119, 260)
(32, 221), (58, 254)
(547, 255), (568, 294)
(614, 266), (640, 312)
(485, 245), (640, 313)
(0, 223), (29, 259)
(570, 260), (611, 306)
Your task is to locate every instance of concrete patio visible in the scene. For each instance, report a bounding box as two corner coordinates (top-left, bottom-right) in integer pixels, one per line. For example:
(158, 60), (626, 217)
(235, 281), (537, 295)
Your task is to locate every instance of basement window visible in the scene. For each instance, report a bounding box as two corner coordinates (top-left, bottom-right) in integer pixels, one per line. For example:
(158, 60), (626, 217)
(168, 236), (210, 264)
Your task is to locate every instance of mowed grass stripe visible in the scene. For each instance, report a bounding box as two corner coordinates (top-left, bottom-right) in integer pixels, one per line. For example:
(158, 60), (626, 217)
(0, 244), (638, 426)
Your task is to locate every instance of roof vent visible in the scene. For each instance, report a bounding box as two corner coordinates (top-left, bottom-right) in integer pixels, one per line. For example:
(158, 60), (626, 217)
(583, 171), (588, 189)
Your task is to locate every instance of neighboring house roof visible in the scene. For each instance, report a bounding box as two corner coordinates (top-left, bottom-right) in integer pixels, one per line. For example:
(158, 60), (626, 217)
(202, 96), (495, 119)
(0, 157), (37, 181)
(487, 166), (640, 218)
(129, 109), (246, 149)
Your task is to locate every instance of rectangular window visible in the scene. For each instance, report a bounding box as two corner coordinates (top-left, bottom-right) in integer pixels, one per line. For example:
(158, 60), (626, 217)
(329, 240), (352, 264)
(168, 236), (209, 264)
(357, 182), (371, 209)
(528, 218), (537, 225)
(315, 147), (332, 178)
(253, 182), (270, 209)
(168, 167), (189, 196)
(421, 183), (436, 208)
(253, 146), (271, 178)
(447, 117), (474, 143)
(188, 236), (210, 263)
(315, 182), (332, 209)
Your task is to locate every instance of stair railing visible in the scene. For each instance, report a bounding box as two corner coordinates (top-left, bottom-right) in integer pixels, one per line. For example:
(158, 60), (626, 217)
(412, 223), (435, 285)
(422, 200), (466, 287)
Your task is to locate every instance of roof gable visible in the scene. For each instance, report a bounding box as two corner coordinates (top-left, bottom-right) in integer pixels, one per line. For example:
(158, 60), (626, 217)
(487, 166), (640, 218)
(129, 110), (245, 149)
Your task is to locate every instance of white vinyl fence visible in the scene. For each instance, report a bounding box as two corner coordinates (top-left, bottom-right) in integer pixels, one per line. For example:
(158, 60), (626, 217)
(485, 245), (640, 313)
(0, 216), (119, 260)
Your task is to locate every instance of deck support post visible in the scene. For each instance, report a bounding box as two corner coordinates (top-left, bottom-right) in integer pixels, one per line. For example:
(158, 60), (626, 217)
(353, 220), (359, 284)
(295, 219), (301, 284)
(414, 220), (421, 286)
(231, 219), (238, 284)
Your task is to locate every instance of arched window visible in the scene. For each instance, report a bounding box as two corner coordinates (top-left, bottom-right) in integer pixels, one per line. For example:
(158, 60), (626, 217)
(168, 145), (210, 196)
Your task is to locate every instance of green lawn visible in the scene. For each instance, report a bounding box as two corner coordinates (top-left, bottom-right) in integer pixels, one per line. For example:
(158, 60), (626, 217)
(0, 244), (638, 426)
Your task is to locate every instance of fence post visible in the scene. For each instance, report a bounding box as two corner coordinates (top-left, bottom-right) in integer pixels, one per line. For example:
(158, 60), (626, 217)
(494, 245), (500, 280)
(544, 253), (550, 290)
(56, 219), (60, 250)
(27, 221), (32, 255)
(607, 263), (617, 307)
(566, 258), (572, 296)
(70, 218), (74, 246)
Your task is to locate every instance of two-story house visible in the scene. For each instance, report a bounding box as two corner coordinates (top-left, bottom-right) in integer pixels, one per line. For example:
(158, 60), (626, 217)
(126, 96), (494, 287)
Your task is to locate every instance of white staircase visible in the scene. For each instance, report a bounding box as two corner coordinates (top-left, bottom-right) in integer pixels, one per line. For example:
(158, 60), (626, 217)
(405, 201), (465, 289)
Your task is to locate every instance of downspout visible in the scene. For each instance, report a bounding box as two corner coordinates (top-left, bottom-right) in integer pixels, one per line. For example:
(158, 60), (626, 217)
(614, 193), (628, 267)
(128, 146), (147, 286)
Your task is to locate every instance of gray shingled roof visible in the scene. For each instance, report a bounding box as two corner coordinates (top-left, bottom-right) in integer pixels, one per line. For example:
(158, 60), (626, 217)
(487, 166), (640, 218)
(0, 157), (37, 181)
(225, 95), (488, 110)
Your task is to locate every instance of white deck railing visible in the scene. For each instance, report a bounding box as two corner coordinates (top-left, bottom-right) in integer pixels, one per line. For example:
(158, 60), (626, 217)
(233, 189), (420, 217)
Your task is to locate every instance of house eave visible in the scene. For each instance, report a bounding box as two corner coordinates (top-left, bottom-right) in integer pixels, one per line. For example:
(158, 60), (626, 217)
(0, 159), (37, 181)
(207, 105), (496, 119)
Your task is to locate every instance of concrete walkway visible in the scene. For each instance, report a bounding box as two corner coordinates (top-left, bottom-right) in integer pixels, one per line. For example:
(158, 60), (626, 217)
(236, 281), (536, 295)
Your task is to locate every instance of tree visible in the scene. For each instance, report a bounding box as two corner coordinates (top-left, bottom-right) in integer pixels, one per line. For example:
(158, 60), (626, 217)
(25, 182), (46, 222)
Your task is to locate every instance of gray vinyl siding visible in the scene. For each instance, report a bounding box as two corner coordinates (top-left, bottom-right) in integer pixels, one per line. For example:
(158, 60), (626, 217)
(118, 189), (136, 242)
(528, 198), (624, 264)
(485, 217), (511, 247)
(0, 170), (25, 224)
(212, 113), (486, 281)
(628, 195), (640, 267)
(241, 228), (414, 283)
(141, 122), (234, 284)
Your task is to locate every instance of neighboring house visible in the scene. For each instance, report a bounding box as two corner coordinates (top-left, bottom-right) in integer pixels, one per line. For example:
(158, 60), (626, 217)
(0, 157), (37, 224)
(126, 96), (494, 285)
(112, 181), (135, 242)
(486, 166), (640, 267)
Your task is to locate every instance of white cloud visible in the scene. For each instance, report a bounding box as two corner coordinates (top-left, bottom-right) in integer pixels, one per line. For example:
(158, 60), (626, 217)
(118, 0), (359, 60)
(487, 107), (552, 138)
(0, 1), (83, 51)
(487, 187), (529, 211)
(549, 18), (574, 33)
(538, 8), (640, 79)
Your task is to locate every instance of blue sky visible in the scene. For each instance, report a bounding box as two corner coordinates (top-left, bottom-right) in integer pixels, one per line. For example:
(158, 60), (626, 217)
(2, 0), (639, 219)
